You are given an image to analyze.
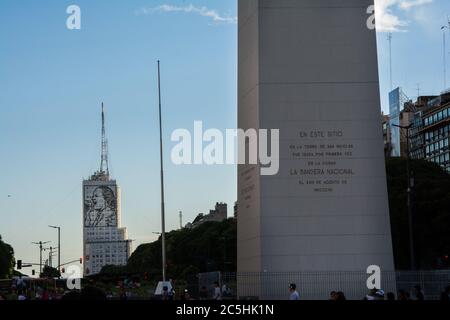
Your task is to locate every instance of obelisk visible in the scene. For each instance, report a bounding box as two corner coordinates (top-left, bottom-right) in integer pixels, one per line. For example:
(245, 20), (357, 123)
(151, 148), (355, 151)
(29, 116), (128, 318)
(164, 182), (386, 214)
(238, 0), (395, 299)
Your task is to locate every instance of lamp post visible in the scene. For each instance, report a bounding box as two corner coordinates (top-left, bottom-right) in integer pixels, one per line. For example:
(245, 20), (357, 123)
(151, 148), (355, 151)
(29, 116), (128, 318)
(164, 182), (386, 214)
(392, 123), (416, 270)
(49, 225), (61, 271)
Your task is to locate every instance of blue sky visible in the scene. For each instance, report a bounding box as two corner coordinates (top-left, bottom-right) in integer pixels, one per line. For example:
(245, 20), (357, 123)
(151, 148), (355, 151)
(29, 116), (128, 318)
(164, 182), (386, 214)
(0, 0), (449, 275)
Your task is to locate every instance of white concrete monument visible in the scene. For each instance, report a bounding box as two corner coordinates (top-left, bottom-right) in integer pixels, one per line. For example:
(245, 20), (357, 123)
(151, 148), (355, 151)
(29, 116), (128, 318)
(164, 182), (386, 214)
(237, 0), (395, 299)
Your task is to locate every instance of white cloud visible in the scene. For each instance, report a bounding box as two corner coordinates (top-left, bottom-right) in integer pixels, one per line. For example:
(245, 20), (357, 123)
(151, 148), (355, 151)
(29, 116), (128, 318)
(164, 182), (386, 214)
(399, 0), (433, 10)
(135, 4), (237, 25)
(375, 0), (433, 32)
(137, 2), (433, 31)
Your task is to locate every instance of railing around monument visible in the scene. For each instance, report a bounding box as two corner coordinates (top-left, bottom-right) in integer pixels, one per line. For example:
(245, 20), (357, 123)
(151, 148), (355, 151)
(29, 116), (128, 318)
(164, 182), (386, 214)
(197, 270), (450, 300)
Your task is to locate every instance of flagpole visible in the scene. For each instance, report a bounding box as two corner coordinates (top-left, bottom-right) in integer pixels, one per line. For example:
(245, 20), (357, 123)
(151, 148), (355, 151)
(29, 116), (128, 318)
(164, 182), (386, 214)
(157, 60), (167, 282)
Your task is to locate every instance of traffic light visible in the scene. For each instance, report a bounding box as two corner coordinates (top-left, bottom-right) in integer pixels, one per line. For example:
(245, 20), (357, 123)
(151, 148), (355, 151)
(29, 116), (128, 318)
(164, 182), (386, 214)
(16, 260), (22, 270)
(61, 267), (65, 273)
(80, 257), (83, 264)
(32, 270), (35, 276)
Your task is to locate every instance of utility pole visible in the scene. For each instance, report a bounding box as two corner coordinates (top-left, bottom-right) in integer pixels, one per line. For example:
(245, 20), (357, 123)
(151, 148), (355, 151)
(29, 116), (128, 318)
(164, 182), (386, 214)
(32, 241), (50, 276)
(157, 60), (167, 282)
(179, 211), (183, 229)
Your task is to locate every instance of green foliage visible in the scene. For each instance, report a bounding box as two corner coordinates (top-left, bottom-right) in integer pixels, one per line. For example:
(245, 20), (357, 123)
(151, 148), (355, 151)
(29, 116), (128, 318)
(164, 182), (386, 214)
(0, 235), (15, 279)
(126, 219), (236, 280)
(41, 265), (61, 278)
(99, 264), (128, 276)
(386, 158), (450, 269)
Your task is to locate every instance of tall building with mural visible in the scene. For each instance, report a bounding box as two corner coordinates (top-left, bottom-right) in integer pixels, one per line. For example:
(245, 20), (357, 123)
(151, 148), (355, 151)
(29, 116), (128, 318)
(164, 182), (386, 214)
(82, 104), (131, 276)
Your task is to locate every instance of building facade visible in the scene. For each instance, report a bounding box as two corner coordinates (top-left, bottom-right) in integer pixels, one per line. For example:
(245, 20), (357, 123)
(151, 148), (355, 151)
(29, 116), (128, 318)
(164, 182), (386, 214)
(410, 92), (450, 172)
(188, 202), (228, 228)
(82, 105), (131, 276)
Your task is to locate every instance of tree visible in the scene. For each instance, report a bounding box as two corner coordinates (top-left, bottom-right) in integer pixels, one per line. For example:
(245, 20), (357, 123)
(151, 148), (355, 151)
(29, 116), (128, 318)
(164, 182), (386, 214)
(0, 235), (15, 279)
(41, 265), (61, 278)
(125, 219), (237, 280)
(386, 158), (450, 269)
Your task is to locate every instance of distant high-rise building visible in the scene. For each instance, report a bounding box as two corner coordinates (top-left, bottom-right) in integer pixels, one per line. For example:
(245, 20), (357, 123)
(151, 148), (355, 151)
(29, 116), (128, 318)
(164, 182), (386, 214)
(82, 104), (131, 276)
(389, 87), (410, 157)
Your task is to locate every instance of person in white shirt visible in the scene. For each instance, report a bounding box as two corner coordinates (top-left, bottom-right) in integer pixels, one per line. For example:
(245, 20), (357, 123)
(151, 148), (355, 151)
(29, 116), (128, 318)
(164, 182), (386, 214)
(289, 283), (300, 300)
(213, 282), (222, 300)
(17, 290), (27, 301)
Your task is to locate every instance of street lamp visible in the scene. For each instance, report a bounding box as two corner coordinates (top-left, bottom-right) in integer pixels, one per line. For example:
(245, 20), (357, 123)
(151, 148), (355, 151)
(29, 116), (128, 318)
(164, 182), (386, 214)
(49, 225), (61, 271)
(392, 123), (416, 270)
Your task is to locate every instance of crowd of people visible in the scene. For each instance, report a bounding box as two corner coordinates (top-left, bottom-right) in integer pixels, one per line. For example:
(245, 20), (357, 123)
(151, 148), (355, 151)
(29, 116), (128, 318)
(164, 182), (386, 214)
(287, 282), (450, 301)
(1, 276), (449, 301)
(0, 277), (65, 300)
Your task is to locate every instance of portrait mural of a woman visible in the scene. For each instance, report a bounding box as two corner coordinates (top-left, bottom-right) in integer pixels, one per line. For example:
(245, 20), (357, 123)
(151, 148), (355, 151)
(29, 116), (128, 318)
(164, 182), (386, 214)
(84, 186), (117, 227)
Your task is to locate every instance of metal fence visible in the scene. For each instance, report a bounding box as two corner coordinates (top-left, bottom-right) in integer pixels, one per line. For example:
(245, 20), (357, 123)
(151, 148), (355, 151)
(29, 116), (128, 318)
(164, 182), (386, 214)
(197, 270), (450, 300)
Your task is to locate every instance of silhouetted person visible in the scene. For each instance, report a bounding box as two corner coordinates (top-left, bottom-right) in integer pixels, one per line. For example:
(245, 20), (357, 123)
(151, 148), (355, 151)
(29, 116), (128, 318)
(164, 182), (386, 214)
(398, 289), (410, 301)
(289, 283), (300, 300)
(364, 288), (378, 300)
(199, 286), (208, 300)
(329, 291), (337, 300)
(386, 292), (396, 301)
(213, 282), (222, 300)
(81, 286), (107, 300)
(336, 291), (346, 301)
(61, 291), (82, 300)
(440, 286), (450, 301)
(17, 290), (26, 301)
(414, 285), (424, 301)
(161, 286), (169, 301)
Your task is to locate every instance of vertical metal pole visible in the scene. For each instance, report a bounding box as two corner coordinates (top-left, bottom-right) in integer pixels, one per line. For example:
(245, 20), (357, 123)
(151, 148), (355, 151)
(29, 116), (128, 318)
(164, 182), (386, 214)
(58, 227), (61, 271)
(39, 241), (42, 275)
(158, 60), (167, 282)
